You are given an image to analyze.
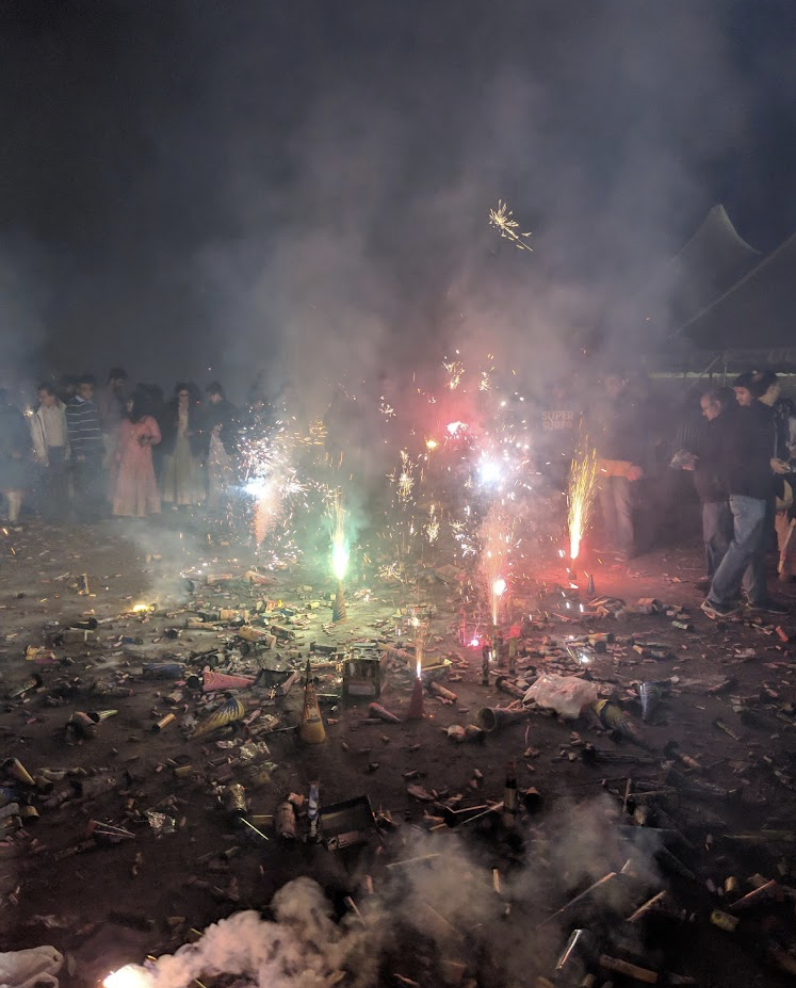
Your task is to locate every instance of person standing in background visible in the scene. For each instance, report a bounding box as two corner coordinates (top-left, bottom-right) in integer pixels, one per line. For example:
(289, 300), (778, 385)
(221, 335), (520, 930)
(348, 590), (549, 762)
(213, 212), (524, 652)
(679, 388), (734, 589)
(701, 374), (787, 617)
(31, 383), (70, 523)
(111, 393), (161, 518)
(0, 389), (32, 525)
(65, 375), (105, 523)
(200, 382), (239, 515)
(589, 372), (645, 562)
(161, 383), (204, 510)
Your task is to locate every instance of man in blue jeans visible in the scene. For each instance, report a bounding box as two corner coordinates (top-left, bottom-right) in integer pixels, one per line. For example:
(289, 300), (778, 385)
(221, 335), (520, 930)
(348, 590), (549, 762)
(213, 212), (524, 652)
(681, 388), (733, 589)
(701, 374), (787, 618)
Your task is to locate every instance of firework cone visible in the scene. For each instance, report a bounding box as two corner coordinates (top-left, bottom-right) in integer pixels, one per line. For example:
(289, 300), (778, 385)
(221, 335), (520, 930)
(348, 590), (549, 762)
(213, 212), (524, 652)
(586, 573), (596, 599)
(332, 580), (347, 623)
(406, 677), (425, 720)
(299, 659), (326, 744)
(202, 670), (257, 692)
(193, 695), (245, 738)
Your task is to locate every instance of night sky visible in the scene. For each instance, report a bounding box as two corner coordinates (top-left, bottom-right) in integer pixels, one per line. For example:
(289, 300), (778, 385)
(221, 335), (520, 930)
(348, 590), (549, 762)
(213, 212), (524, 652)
(1, 0), (795, 397)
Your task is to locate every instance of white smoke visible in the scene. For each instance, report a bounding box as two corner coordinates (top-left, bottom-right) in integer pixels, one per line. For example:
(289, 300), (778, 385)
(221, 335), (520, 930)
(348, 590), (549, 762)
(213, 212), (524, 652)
(108, 799), (666, 988)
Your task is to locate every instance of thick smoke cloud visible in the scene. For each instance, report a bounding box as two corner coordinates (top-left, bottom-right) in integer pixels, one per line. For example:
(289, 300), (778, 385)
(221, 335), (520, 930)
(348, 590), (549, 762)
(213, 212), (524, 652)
(110, 798), (663, 988)
(0, 1), (789, 394)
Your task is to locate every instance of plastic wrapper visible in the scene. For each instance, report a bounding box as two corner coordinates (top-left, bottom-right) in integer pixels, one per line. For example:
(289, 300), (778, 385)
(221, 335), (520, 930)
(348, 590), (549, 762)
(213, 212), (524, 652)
(524, 674), (599, 718)
(0, 947), (63, 988)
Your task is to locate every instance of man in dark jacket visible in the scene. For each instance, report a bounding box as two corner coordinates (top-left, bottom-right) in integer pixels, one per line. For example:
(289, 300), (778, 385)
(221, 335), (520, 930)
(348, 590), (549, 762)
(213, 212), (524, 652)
(681, 389), (733, 588)
(701, 375), (787, 617)
(65, 375), (105, 522)
(590, 373), (645, 561)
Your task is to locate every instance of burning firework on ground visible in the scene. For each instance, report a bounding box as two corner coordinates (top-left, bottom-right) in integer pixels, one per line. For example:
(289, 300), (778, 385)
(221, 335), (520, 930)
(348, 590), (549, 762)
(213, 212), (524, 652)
(567, 437), (598, 564)
(328, 489), (349, 622)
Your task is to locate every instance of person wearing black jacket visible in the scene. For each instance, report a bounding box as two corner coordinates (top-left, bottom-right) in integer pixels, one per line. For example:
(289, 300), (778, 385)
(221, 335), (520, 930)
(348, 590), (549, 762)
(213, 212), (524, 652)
(702, 376), (787, 617)
(681, 389), (733, 588)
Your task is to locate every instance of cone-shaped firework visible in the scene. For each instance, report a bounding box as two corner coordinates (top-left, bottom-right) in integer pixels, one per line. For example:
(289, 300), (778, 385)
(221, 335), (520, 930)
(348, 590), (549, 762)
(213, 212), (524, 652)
(299, 659), (326, 744)
(586, 572), (596, 599)
(332, 579), (347, 623)
(193, 695), (245, 738)
(201, 669), (257, 692)
(406, 676), (425, 720)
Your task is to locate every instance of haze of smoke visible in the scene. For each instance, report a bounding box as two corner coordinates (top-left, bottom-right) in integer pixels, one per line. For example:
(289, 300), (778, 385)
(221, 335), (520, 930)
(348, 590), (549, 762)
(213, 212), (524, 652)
(113, 522), (204, 607)
(116, 798), (662, 988)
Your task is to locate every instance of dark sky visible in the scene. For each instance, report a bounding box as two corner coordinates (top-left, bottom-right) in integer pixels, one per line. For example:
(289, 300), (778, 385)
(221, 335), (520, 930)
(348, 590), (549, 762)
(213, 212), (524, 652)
(1, 0), (795, 397)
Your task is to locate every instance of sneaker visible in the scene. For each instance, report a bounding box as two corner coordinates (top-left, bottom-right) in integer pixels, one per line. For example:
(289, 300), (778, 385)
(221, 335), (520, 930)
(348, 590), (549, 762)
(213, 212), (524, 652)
(701, 599), (739, 619)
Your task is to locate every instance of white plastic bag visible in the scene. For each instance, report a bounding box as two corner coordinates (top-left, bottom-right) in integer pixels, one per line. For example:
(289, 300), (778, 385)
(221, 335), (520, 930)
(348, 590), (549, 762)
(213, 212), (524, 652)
(0, 946), (63, 988)
(524, 673), (599, 719)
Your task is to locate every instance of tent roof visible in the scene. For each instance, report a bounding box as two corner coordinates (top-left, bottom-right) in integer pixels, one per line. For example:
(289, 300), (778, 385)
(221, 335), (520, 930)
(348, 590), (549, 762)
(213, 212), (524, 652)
(622, 204), (761, 337)
(678, 226), (796, 349)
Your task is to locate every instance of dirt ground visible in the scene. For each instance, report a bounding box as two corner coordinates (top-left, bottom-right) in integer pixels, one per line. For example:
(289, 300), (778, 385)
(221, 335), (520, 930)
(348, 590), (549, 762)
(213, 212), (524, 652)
(2, 512), (796, 988)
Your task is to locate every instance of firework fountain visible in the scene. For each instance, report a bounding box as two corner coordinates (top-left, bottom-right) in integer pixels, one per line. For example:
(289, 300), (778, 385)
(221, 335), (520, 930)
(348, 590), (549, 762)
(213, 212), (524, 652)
(330, 490), (349, 623)
(566, 435), (598, 580)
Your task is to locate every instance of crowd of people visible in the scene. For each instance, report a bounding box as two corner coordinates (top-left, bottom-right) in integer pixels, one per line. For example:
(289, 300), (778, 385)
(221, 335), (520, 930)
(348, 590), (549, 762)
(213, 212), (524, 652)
(0, 363), (794, 619)
(578, 369), (796, 616)
(3, 369), (261, 526)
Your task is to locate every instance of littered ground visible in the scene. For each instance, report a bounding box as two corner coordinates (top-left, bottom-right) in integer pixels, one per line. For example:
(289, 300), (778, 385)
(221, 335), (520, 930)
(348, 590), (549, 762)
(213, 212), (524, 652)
(2, 513), (796, 988)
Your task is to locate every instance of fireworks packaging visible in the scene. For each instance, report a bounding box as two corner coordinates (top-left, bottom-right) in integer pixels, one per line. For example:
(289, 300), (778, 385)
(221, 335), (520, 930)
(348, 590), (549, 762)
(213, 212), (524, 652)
(299, 659), (326, 744)
(8, 673), (42, 699)
(429, 681), (457, 702)
(638, 682), (663, 722)
(193, 695), (246, 738)
(332, 580), (347, 623)
(198, 669), (257, 692)
(406, 677), (425, 720)
(222, 783), (247, 818)
(275, 800), (296, 839)
(502, 760), (518, 828)
(368, 702), (401, 724)
(555, 929), (599, 984)
(475, 706), (530, 733)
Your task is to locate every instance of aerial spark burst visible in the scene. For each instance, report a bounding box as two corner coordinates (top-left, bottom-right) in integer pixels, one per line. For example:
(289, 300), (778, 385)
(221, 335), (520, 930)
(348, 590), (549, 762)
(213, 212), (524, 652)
(489, 199), (533, 252)
(568, 438), (598, 562)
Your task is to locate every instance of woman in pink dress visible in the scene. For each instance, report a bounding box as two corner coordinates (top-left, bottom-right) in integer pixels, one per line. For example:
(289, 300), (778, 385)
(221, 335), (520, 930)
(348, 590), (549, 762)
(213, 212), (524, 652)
(112, 394), (161, 518)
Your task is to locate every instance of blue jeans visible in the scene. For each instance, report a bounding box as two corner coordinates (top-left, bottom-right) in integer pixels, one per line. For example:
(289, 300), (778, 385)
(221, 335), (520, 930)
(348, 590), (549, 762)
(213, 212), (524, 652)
(707, 495), (767, 607)
(702, 500), (732, 579)
(598, 476), (633, 554)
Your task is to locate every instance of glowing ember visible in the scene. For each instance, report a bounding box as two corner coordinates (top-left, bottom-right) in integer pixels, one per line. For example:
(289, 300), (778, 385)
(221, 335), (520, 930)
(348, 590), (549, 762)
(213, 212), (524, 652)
(446, 420), (466, 436)
(567, 438), (598, 561)
(425, 438), (439, 450)
(104, 967), (153, 988)
(132, 603), (150, 614)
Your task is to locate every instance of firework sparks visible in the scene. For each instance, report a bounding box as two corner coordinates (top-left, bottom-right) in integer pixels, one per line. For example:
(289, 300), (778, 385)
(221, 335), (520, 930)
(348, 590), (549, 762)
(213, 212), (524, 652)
(443, 359), (465, 390)
(567, 438), (598, 562)
(424, 503), (440, 544)
(329, 490), (350, 581)
(491, 576), (507, 625)
(489, 199), (533, 252)
(394, 449), (415, 502)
